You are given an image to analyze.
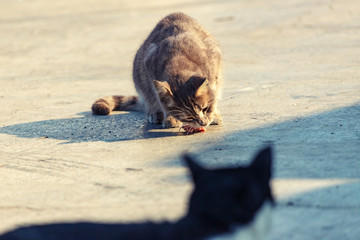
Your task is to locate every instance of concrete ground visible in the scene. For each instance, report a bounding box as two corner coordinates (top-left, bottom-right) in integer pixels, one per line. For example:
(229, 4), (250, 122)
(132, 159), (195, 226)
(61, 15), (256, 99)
(0, 0), (359, 239)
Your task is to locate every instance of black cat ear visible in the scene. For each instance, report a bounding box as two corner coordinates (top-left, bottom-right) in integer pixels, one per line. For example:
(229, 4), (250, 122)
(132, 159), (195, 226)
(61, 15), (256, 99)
(249, 146), (272, 180)
(182, 154), (206, 184)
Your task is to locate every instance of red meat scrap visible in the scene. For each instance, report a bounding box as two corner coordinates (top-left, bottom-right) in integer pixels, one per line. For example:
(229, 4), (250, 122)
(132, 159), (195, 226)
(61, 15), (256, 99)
(181, 125), (206, 134)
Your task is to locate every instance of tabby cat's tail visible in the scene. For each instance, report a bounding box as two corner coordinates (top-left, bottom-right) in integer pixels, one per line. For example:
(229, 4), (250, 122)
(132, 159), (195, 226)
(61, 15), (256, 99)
(92, 95), (140, 115)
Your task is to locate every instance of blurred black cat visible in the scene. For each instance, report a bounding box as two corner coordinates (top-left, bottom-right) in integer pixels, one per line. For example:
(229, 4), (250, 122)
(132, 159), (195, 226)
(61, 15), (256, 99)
(0, 147), (274, 240)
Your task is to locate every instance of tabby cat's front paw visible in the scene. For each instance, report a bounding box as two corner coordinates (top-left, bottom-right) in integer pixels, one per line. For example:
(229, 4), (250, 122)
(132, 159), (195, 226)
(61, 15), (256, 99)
(148, 112), (164, 124)
(162, 116), (182, 128)
(211, 113), (223, 125)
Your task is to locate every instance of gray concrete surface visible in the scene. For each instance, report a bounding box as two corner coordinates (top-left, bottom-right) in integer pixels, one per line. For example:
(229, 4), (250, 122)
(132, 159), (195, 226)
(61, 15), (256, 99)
(0, 0), (359, 239)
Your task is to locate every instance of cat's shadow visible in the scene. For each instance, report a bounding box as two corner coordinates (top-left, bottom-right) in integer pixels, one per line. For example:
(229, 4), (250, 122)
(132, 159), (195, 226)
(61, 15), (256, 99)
(0, 111), (186, 143)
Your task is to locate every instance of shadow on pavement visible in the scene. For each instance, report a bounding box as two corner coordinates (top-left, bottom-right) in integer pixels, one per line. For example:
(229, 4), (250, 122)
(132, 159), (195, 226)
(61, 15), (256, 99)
(267, 180), (360, 240)
(158, 103), (360, 178)
(0, 111), (186, 143)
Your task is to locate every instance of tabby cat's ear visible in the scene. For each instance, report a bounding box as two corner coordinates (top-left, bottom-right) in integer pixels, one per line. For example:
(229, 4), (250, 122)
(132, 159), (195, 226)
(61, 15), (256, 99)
(153, 80), (173, 97)
(183, 154), (206, 184)
(190, 76), (209, 97)
(249, 146), (272, 181)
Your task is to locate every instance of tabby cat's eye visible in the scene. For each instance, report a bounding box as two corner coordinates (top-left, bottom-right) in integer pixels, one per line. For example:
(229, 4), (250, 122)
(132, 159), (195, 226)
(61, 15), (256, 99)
(202, 107), (208, 113)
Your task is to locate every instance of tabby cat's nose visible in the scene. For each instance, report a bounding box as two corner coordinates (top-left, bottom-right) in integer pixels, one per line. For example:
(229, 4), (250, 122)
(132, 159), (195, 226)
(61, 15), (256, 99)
(199, 120), (207, 126)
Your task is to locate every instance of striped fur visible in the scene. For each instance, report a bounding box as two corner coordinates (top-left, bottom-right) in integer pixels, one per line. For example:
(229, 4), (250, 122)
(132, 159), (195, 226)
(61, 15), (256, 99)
(92, 96), (139, 115)
(92, 13), (223, 129)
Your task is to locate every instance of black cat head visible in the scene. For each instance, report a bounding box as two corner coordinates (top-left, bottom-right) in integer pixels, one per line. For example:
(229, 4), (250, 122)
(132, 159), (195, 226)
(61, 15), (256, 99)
(183, 146), (274, 228)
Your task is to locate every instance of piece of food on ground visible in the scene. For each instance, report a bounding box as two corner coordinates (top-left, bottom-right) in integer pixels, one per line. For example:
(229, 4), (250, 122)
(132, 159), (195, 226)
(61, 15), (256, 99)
(181, 125), (206, 134)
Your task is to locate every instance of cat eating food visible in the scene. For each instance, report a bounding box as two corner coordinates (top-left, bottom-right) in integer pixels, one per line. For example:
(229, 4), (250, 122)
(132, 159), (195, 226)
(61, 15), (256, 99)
(92, 13), (223, 132)
(0, 146), (274, 240)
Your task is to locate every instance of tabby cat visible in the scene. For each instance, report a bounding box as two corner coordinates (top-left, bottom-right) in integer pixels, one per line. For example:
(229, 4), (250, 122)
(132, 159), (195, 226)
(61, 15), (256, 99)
(0, 147), (274, 240)
(92, 12), (223, 129)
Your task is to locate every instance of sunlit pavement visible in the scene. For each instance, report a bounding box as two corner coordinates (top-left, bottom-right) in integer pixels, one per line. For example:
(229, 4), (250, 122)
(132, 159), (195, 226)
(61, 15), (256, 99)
(0, 0), (359, 239)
